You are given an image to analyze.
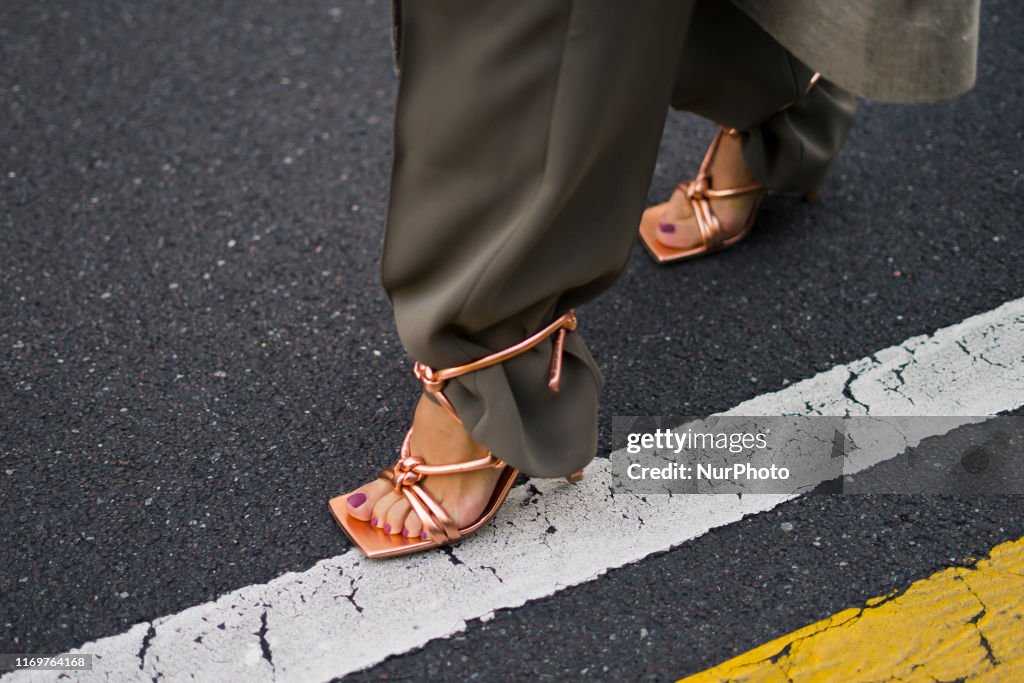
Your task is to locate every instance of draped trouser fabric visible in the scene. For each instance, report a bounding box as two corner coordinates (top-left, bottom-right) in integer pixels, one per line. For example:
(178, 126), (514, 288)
(380, 0), (855, 478)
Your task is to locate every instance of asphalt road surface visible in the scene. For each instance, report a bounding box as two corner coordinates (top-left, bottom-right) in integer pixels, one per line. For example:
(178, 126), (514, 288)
(1, 0), (1022, 680)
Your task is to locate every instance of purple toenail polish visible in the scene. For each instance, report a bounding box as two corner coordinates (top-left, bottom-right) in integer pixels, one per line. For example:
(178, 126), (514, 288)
(383, 523), (391, 534)
(347, 492), (366, 508)
(420, 530), (428, 540)
(402, 528), (410, 538)
(658, 222), (676, 234)
(370, 516), (378, 527)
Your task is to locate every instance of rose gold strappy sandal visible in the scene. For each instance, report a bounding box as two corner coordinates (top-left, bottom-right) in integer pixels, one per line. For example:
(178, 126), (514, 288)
(328, 309), (585, 559)
(638, 126), (767, 264)
(639, 73), (822, 264)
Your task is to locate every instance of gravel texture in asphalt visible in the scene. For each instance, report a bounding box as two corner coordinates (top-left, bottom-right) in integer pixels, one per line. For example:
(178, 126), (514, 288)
(1, 0), (1022, 667)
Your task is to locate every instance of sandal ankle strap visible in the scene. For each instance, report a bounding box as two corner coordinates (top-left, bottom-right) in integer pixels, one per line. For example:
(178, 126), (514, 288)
(413, 309), (578, 423)
(775, 71), (822, 115)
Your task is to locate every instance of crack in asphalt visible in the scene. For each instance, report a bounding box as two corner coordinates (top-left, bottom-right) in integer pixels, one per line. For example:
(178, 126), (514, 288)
(256, 609), (275, 677)
(841, 370), (871, 415)
(137, 623), (156, 672)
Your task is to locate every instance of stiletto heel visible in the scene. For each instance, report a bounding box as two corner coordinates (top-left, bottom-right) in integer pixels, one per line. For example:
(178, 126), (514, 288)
(565, 469), (584, 484)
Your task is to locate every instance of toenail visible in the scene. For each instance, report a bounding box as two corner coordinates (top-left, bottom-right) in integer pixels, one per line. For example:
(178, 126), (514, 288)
(658, 222), (676, 233)
(420, 530), (428, 540)
(383, 523), (391, 534)
(401, 528), (409, 537)
(347, 492), (366, 508)
(371, 516), (378, 527)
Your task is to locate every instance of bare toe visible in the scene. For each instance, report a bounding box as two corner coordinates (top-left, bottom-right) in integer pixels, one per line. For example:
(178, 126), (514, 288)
(385, 498), (411, 535)
(403, 510), (425, 540)
(344, 479), (390, 521)
(370, 490), (402, 531)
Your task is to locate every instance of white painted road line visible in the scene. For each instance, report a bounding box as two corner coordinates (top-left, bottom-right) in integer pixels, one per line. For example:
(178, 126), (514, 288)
(7, 297), (1024, 683)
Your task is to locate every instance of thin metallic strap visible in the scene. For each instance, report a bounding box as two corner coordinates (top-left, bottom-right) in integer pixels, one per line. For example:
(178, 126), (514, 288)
(669, 182), (715, 251)
(548, 321), (570, 392)
(379, 429), (506, 489)
(777, 71), (822, 114)
(372, 465), (455, 542)
(401, 485), (453, 542)
(375, 464), (452, 541)
(407, 483), (461, 542)
(422, 310), (577, 382)
(673, 120), (764, 250)
(414, 309), (578, 423)
(805, 72), (821, 93)
(690, 194), (721, 250)
(689, 127), (743, 199)
(414, 455), (505, 475)
(674, 127), (730, 251)
(696, 128), (727, 179)
(376, 428), (506, 543)
(703, 183), (763, 199)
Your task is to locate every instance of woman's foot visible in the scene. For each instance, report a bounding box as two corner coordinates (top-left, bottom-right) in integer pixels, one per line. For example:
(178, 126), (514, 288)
(341, 393), (503, 540)
(652, 129), (763, 250)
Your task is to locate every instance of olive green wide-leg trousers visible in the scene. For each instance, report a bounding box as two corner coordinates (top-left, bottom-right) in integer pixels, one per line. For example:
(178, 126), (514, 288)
(380, 0), (855, 478)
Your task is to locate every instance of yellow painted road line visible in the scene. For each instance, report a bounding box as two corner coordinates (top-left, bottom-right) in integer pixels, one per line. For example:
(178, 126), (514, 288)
(679, 536), (1024, 683)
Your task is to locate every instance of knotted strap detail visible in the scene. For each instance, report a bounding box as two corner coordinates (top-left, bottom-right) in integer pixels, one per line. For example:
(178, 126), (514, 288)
(413, 309), (578, 423)
(675, 127), (763, 252)
(378, 428), (508, 543)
